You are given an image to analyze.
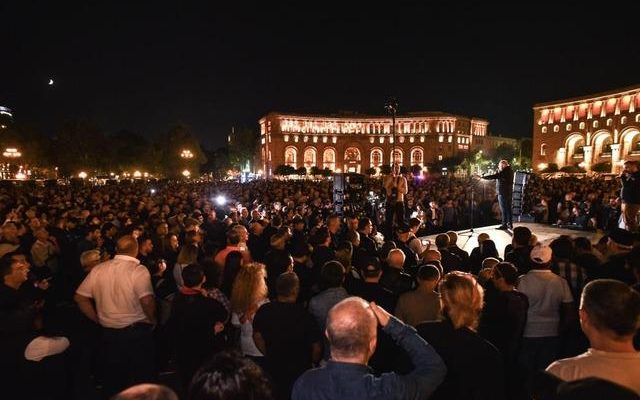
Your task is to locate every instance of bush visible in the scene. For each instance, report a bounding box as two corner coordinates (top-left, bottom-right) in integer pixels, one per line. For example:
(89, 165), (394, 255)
(411, 164), (422, 176)
(295, 166), (307, 176)
(542, 163), (559, 173)
(322, 167), (332, 177)
(309, 166), (322, 176)
(274, 165), (296, 176)
(365, 167), (377, 176)
(379, 164), (392, 175)
(559, 165), (586, 173)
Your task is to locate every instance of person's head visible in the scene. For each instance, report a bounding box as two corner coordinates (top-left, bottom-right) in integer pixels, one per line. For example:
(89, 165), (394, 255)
(336, 241), (353, 269)
(326, 297), (377, 364)
(550, 235), (573, 260)
(1, 222), (19, 242)
(480, 239), (499, 258)
(346, 214), (359, 232)
(168, 234), (179, 250)
(362, 257), (382, 281)
(358, 217), (373, 235)
(182, 264), (206, 289)
(396, 224), (410, 243)
(137, 235), (154, 256)
(408, 217), (421, 234)
(607, 228), (634, 255)
(491, 262), (519, 291)
(386, 248), (406, 270)
(530, 243), (553, 269)
(250, 220), (265, 236)
(86, 225), (101, 241)
(34, 227), (50, 242)
(0, 253), (29, 287)
(417, 264), (441, 290)
(512, 226), (532, 248)
(378, 241), (396, 260)
(227, 225), (248, 246)
(156, 223), (169, 236)
(345, 230), (360, 248)
(439, 272), (484, 330)
(276, 271), (299, 301)
(424, 249), (441, 262)
(113, 383), (178, 400)
(573, 237), (593, 254)
(189, 351), (273, 400)
(313, 226), (331, 247)
(327, 214), (341, 234)
(579, 279), (640, 345)
(623, 159), (638, 173)
(435, 233), (450, 249)
(321, 260), (345, 289)
(446, 231), (458, 247)
(498, 159), (509, 171)
(477, 233), (490, 244)
(481, 256), (500, 271)
(230, 262), (268, 313)
(116, 235), (139, 257)
(80, 249), (101, 271)
(269, 229), (288, 250)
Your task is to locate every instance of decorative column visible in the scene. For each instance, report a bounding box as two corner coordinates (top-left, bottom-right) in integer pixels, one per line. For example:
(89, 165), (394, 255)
(582, 145), (593, 171)
(610, 143), (621, 173)
(557, 147), (566, 168)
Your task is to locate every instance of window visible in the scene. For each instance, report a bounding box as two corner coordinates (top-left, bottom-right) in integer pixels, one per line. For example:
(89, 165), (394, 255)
(391, 149), (403, 165)
(636, 114), (640, 123)
(542, 127), (547, 133)
(409, 137), (415, 143)
(332, 137), (337, 143)
(579, 122), (585, 129)
(540, 143), (547, 156)
(323, 148), (336, 170)
(439, 135), (444, 143)
(606, 118), (612, 127)
(399, 136), (405, 143)
(420, 136), (425, 143)
(438, 155), (443, 161)
(566, 124), (572, 131)
(380, 137), (385, 144)
(284, 135), (289, 142)
(410, 148), (424, 165)
(322, 136), (327, 143)
(621, 116), (627, 124)
(303, 147), (317, 167)
(554, 125), (559, 132)
(370, 148), (383, 168)
(448, 135), (452, 143)
(593, 121), (599, 128)
(285, 147), (297, 167)
(294, 135), (299, 142)
(313, 136), (318, 143)
(369, 137), (374, 143)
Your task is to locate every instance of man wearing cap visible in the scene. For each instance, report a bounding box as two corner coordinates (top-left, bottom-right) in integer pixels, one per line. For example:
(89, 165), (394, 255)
(619, 160), (640, 232)
(592, 228), (636, 284)
(517, 243), (575, 397)
(482, 159), (514, 230)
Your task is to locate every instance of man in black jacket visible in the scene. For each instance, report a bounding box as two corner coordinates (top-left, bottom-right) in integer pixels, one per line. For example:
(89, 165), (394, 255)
(482, 160), (514, 230)
(619, 160), (640, 232)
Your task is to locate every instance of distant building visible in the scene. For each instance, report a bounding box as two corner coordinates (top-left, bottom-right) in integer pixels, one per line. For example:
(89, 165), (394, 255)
(533, 84), (640, 173)
(258, 111), (508, 177)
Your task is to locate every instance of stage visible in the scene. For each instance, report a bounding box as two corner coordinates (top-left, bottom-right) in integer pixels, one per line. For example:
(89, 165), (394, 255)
(420, 223), (603, 258)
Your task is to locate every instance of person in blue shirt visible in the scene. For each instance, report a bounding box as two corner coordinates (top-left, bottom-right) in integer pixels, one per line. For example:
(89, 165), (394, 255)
(292, 297), (446, 400)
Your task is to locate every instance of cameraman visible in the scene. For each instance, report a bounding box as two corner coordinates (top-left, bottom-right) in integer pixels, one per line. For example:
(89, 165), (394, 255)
(384, 163), (408, 236)
(619, 160), (640, 232)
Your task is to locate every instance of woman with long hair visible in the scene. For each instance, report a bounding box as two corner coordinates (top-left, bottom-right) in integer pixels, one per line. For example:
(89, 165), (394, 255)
(230, 262), (269, 364)
(417, 272), (505, 400)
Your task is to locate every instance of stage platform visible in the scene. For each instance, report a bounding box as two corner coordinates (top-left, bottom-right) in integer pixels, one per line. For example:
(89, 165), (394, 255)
(420, 223), (602, 258)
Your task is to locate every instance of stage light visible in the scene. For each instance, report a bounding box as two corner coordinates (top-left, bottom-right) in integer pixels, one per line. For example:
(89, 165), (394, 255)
(78, 171), (88, 179)
(215, 195), (227, 206)
(537, 163), (548, 170)
(150, 188), (156, 194)
(182, 169), (191, 177)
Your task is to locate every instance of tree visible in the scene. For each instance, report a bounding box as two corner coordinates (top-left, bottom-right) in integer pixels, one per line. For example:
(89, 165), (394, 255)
(542, 163), (559, 173)
(274, 164), (295, 176)
(322, 167), (333, 177)
(365, 167), (377, 176)
(50, 119), (109, 176)
(105, 129), (155, 173)
(592, 162), (611, 173)
(296, 166), (307, 176)
(400, 165), (409, 174)
(379, 164), (392, 175)
(310, 166), (322, 176)
(492, 143), (517, 163)
(158, 124), (207, 178)
(228, 127), (259, 172)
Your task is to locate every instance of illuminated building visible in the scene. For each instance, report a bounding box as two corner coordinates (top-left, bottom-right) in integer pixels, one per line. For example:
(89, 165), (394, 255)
(533, 84), (640, 173)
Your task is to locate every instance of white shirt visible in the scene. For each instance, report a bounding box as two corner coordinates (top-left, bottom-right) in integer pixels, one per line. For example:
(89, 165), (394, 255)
(547, 349), (640, 394)
(231, 299), (269, 357)
(76, 254), (154, 328)
(518, 269), (573, 338)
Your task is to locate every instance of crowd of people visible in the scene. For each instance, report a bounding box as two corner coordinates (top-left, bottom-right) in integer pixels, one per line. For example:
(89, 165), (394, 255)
(1, 172), (639, 400)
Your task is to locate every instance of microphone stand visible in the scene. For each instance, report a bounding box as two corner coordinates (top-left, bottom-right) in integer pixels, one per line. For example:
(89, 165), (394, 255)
(459, 176), (478, 238)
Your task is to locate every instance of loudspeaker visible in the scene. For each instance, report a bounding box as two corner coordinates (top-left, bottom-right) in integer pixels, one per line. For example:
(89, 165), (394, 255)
(512, 170), (530, 218)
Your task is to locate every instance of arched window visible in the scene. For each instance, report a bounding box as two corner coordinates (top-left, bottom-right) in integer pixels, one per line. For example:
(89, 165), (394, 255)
(303, 147), (317, 168)
(593, 121), (599, 128)
(284, 146), (297, 167)
(579, 122), (585, 129)
(566, 124), (572, 131)
(606, 118), (613, 127)
(323, 148), (336, 171)
(636, 114), (640, 123)
(540, 143), (547, 156)
(553, 125), (559, 132)
(542, 127), (548, 133)
(370, 148), (383, 168)
(621, 116), (627, 124)
(410, 148), (424, 166)
(390, 148), (403, 165)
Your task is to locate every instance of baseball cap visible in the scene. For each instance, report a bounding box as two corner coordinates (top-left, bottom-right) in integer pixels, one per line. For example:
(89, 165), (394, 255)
(530, 243), (553, 264)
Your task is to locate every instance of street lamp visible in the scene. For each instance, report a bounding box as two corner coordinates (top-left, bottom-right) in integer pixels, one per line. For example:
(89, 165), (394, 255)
(180, 149), (194, 159)
(3, 148), (21, 158)
(182, 169), (191, 178)
(78, 171), (88, 179)
(385, 99), (398, 169)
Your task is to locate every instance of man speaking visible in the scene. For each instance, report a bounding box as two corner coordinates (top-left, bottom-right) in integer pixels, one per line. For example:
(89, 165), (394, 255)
(482, 159), (514, 230)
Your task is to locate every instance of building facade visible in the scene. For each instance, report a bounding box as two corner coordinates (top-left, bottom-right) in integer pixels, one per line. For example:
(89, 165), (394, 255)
(0, 106), (12, 130)
(259, 111), (495, 177)
(533, 85), (640, 173)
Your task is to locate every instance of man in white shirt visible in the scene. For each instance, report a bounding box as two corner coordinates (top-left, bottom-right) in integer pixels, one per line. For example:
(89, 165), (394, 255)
(75, 235), (156, 397)
(546, 279), (640, 395)
(517, 243), (575, 397)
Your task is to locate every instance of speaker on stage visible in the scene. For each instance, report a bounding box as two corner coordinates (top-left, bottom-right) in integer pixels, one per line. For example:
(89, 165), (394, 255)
(512, 170), (530, 220)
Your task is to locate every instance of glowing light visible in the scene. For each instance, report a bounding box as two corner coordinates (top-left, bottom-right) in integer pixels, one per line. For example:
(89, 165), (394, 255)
(150, 189), (156, 194)
(109, 172), (115, 176)
(15, 172), (26, 180)
(578, 162), (586, 168)
(78, 171), (88, 179)
(180, 149), (194, 159)
(258, 169), (263, 175)
(182, 169), (191, 177)
(133, 170), (142, 178)
(538, 163), (548, 170)
(48, 78), (54, 86)
(143, 172), (149, 178)
(3, 148), (21, 158)
(336, 168), (341, 173)
(215, 195), (227, 206)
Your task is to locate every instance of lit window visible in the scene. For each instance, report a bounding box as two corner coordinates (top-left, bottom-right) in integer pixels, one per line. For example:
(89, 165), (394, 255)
(439, 135), (444, 143)
(332, 137), (337, 143)
(566, 124), (572, 131)
(369, 137), (374, 143)
(621, 116), (627, 124)
(284, 135), (289, 142)
(542, 127), (547, 133)
(380, 137), (385, 144)
(636, 114), (640, 123)
(410, 137), (415, 143)
(294, 135), (299, 142)
(540, 143), (547, 156)
(389, 137), (394, 144)
(579, 122), (585, 129)
(261, 138), (265, 144)
(606, 118), (612, 126)
(399, 137), (405, 143)
(420, 136), (425, 143)
(313, 136), (318, 143)
(448, 136), (452, 143)
(554, 125), (559, 132)
(438, 155), (443, 161)
(323, 136), (328, 143)
(303, 136), (308, 142)
(593, 121), (599, 128)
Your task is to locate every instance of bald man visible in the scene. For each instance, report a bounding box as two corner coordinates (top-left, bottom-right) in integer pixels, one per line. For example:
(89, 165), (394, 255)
(75, 235), (156, 396)
(292, 297), (446, 400)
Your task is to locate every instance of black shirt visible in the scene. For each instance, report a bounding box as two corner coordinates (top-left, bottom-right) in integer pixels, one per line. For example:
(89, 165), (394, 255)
(0, 283), (37, 363)
(380, 268), (414, 296)
(483, 166), (514, 198)
(248, 232), (270, 263)
(264, 248), (292, 296)
(417, 318), (506, 400)
(350, 281), (397, 312)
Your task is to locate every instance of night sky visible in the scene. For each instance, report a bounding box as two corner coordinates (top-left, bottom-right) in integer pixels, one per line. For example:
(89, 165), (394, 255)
(1, 2), (638, 148)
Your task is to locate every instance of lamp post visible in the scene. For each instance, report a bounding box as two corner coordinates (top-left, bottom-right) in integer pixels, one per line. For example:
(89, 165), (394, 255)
(385, 99), (398, 169)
